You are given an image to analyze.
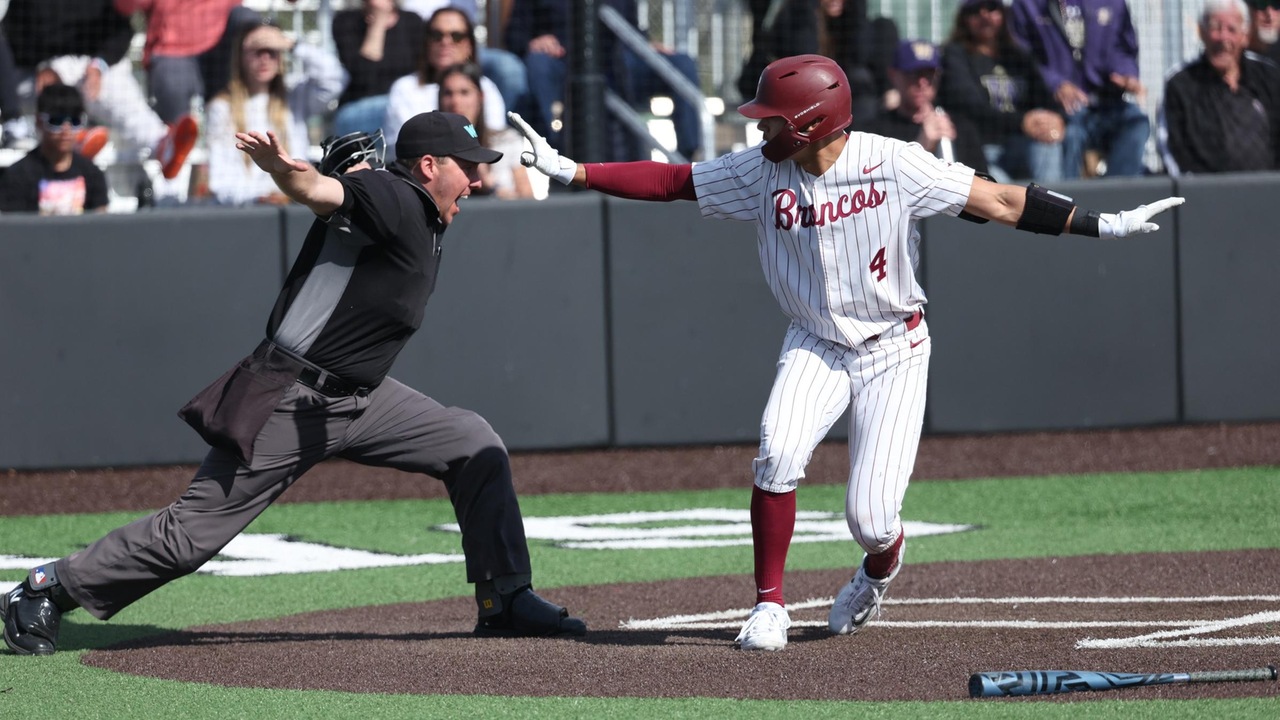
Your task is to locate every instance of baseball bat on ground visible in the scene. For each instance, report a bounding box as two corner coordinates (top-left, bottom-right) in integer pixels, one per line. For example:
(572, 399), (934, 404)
(969, 665), (1277, 698)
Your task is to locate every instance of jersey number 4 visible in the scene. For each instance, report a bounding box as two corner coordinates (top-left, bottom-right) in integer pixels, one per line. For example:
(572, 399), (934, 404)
(869, 247), (887, 281)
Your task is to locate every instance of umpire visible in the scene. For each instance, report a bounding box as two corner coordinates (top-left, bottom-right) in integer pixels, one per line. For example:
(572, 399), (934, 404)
(2, 111), (586, 656)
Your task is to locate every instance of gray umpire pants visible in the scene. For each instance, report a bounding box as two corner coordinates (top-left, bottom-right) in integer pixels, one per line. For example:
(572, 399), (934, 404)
(56, 377), (531, 620)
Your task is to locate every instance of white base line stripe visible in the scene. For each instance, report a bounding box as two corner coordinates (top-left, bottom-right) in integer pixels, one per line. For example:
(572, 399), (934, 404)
(625, 619), (1219, 631)
(1077, 610), (1280, 649)
(621, 596), (1280, 651)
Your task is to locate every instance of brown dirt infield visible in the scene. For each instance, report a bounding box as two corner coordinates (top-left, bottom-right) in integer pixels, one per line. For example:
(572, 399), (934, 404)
(5, 421), (1280, 702)
(81, 551), (1280, 702)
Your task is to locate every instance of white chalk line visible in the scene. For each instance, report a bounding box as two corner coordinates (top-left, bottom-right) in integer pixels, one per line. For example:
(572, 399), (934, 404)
(621, 595), (1280, 649)
(1078, 610), (1280, 649)
(630, 619), (1217, 631)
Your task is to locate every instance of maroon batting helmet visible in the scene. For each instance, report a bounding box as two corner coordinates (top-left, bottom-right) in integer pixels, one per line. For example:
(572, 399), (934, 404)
(739, 54), (853, 163)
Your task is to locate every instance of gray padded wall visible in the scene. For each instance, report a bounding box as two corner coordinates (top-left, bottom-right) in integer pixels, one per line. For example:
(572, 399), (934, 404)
(922, 178), (1180, 433)
(366, 197), (610, 450)
(0, 208), (284, 469)
(1175, 174), (1280, 422)
(606, 198), (790, 445)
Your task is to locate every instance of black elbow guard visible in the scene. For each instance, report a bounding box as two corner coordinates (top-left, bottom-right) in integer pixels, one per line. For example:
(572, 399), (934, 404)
(1015, 183), (1075, 235)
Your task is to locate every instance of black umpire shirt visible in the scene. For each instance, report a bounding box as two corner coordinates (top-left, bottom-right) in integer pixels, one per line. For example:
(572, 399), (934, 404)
(1162, 52), (1280, 175)
(266, 164), (446, 387)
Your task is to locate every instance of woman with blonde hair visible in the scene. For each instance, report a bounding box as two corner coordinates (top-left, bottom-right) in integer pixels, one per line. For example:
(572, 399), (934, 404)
(437, 62), (532, 199)
(206, 21), (346, 205)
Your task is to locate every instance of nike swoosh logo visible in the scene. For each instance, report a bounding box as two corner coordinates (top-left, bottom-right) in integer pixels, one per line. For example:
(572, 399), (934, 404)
(910, 338), (927, 349)
(757, 587), (777, 594)
(862, 161), (885, 174)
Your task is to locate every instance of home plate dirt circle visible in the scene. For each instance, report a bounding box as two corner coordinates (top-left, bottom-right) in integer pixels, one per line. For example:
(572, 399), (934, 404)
(84, 550), (1280, 702)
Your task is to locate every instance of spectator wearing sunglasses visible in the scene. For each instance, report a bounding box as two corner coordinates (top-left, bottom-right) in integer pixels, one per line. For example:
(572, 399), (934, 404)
(0, 83), (108, 215)
(400, 0), (531, 124)
(206, 22), (347, 206)
(0, 0), (199, 181)
(1245, 0), (1280, 62)
(938, 0), (1064, 183)
(384, 7), (507, 157)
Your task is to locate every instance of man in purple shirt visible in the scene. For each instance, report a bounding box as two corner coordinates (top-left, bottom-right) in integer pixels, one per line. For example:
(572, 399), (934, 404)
(1009, 0), (1149, 178)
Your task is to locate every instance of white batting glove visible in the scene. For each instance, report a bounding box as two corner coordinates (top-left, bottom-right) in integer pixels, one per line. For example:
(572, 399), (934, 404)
(1097, 196), (1185, 239)
(508, 111), (577, 185)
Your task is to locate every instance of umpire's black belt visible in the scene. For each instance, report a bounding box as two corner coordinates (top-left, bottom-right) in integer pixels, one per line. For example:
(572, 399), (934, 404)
(296, 366), (372, 398)
(262, 341), (373, 398)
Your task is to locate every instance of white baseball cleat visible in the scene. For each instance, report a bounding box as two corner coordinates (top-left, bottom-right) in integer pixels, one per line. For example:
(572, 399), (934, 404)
(735, 601), (791, 651)
(828, 561), (900, 635)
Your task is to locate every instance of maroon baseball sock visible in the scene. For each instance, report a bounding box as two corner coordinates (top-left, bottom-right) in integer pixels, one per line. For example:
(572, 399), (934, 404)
(751, 485), (796, 607)
(863, 532), (905, 580)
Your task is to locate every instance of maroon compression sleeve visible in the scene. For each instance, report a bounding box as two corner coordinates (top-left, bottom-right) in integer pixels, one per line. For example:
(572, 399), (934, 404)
(583, 162), (697, 201)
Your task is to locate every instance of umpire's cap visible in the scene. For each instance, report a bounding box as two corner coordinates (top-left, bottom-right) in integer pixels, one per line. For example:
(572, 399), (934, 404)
(395, 111), (502, 164)
(319, 129), (386, 177)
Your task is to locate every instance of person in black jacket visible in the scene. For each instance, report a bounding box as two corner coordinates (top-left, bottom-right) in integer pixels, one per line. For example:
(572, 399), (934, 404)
(1161, 0), (1280, 176)
(863, 39), (989, 173)
(938, 0), (1064, 182)
(331, 0), (425, 136)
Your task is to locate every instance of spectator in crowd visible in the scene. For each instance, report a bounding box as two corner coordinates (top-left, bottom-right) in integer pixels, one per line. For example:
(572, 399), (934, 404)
(505, 0), (701, 161)
(332, 0), (425, 137)
(939, 0), (1064, 183)
(385, 7), (506, 156)
(864, 39), (989, 173)
(1008, 0), (1149, 178)
(821, 0), (899, 124)
(113, 0), (266, 124)
(737, 0), (820, 101)
(0, 83), (108, 214)
(1245, 0), (1280, 62)
(401, 0), (530, 117)
(1161, 0), (1280, 175)
(206, 21), (346, 205)
(1, 0), (198, 180)
(436, 62), (533, 198)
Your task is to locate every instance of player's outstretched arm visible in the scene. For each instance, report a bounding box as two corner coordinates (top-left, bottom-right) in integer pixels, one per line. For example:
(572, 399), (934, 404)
(508, 111), (697, 202)
(963, 175), (1184, 238)
(508, 112), (585, 186)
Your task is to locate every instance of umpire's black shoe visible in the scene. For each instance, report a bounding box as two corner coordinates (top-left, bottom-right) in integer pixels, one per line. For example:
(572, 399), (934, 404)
(474, 587), (587, 638)
(2, 583), (63, 656)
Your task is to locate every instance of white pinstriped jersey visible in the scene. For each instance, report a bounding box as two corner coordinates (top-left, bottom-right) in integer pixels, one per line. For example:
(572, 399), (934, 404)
(691, 132), (976, 347)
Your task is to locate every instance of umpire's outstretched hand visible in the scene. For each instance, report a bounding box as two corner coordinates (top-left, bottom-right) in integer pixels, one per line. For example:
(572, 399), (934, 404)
(236, 130), (310, 176)
(1098, 196), (1185, 239)
(507, 112), (578, 185)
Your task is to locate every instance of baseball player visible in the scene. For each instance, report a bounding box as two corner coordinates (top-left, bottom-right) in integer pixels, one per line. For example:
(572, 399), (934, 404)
(509, 55), (1182, 651)
(1, 111), (586, 656)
